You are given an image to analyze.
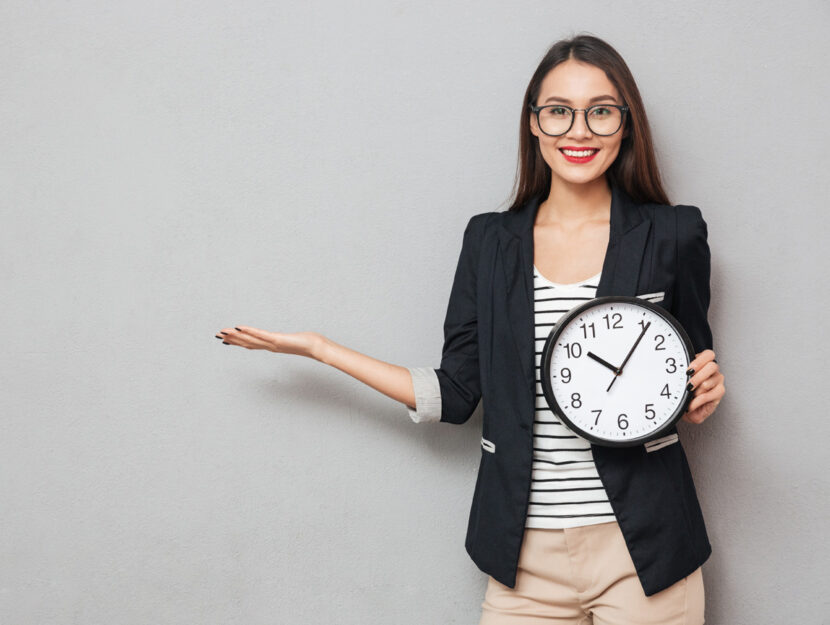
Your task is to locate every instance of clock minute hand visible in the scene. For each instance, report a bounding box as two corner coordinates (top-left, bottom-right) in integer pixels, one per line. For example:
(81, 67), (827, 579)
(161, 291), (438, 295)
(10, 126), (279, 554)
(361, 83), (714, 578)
(587, 351), (621, 375)
(606, 321), (651, 392)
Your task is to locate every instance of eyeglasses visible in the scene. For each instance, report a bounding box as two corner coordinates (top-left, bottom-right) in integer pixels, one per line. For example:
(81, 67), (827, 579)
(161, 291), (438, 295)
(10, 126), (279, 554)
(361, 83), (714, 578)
(529, 103), (629, 137)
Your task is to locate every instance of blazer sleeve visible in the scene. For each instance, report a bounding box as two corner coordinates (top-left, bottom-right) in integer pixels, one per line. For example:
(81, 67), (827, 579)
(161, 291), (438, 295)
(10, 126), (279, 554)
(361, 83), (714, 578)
(404, 213), (488, 425)
(672, 204), (714, 355)
(435, 213), (488, 424)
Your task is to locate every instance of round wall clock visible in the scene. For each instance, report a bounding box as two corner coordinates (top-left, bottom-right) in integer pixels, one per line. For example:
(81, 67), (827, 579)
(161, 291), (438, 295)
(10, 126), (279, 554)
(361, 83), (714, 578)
(540, 295), (695, 447)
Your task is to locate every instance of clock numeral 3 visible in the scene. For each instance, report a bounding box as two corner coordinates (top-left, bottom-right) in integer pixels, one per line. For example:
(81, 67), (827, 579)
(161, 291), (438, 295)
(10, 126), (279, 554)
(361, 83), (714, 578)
(665, 357), (677, 374)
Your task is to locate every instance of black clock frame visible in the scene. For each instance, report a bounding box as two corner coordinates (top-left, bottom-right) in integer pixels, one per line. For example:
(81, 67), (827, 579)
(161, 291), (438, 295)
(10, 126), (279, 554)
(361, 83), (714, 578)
(539, 295), (696, 448)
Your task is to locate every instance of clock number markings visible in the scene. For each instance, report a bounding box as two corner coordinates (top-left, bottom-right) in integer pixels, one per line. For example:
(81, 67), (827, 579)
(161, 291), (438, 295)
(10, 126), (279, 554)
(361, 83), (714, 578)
(617, 414), (629, 430)
(561, 367), (571, 383)
(645, 403), (655, 420)
(602, 312), (623, 330)
(665, 357), (677, 373)
(653, 334), (666, 350)
(579, 322), (597, 339)
(591, 409), (602, 426)
(563, 342), (582, 359)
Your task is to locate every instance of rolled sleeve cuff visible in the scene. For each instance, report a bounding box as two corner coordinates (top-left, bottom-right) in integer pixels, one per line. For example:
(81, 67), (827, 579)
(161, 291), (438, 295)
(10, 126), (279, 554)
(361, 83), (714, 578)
(405, 367), (442, 423)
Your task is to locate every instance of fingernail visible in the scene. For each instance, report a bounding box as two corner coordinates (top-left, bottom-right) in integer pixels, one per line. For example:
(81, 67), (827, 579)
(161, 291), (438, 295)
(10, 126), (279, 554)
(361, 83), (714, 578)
(215, 335), (223, 339)
(235, 327), (242, 331)
(223, 341), (229, 345)
(686, 382), (694, 392)
(220, 331), (228, 335)
(686, 368), (695, 376)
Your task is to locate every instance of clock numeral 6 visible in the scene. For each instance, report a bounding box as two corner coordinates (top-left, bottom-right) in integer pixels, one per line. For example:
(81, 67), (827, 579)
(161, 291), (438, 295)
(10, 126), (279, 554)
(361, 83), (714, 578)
(570, 392), (582, 409)
(564, 342), (582, 358)
(665, 357), (677, 373)
(645, 403), (655, 420)
(617, 413), (629, 430)
(560, 367), (571, 383)
(654, 334), (666, 350)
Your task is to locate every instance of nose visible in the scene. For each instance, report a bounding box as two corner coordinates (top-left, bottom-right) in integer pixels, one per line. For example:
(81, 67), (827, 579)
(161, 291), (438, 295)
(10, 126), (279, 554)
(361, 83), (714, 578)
(567, 110), (593, 139)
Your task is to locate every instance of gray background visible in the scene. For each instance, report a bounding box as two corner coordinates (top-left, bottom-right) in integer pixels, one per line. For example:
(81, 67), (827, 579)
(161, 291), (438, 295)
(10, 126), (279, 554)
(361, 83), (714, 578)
(2, 1), (827, 623)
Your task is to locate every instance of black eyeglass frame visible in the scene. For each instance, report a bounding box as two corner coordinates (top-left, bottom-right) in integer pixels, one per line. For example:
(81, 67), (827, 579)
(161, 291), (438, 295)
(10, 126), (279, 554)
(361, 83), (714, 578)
(528, 103), (630, 137)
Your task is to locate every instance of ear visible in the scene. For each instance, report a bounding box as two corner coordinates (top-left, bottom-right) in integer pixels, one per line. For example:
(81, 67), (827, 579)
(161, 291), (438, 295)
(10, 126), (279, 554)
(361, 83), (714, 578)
(529, 112), (539, 138)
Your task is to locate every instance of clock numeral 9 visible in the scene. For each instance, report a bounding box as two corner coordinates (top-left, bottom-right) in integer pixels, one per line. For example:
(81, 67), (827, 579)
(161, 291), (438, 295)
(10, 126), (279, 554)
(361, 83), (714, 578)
(570, 392), (582, 409)
(665, 357), (677, 374)
(653, 334), (666, 350)
(645, 403), (655, 420)
(603, 313), (623, 330)
(560, 367), (571, 383)
(564, 342), (582, 359)
(617, 414), (629, 430)
(579, 322), (596, 339)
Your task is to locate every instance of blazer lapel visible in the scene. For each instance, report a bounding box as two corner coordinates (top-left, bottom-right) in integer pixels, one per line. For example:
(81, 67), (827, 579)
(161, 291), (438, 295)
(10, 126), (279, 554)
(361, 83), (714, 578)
(496, 182), (652, 394)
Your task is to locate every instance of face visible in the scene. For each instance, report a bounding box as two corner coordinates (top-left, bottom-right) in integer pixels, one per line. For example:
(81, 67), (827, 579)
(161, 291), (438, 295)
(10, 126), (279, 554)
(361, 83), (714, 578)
(529, 59), (628, 188)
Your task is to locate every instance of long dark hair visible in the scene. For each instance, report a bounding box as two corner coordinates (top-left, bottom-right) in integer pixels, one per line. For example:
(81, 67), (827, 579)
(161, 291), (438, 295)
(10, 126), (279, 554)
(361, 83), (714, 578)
(508, 34), (670, 211)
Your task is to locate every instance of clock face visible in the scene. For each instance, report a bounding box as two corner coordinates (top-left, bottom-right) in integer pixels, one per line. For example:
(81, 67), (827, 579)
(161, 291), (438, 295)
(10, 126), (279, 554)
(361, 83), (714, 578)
(541, 296), (695, 447)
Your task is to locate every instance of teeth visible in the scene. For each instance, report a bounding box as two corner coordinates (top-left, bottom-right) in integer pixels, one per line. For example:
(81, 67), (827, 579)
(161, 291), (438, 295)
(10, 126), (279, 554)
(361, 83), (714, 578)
(561, 149), (598, 157)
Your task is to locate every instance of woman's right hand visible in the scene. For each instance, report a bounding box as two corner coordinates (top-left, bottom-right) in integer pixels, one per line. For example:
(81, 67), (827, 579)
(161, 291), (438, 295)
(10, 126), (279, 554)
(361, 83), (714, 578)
(215, 326), (326, 360)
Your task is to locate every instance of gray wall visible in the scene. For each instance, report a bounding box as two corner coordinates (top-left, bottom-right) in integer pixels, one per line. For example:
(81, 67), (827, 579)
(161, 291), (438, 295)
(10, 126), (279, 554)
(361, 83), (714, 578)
(2, 1), (827, 623)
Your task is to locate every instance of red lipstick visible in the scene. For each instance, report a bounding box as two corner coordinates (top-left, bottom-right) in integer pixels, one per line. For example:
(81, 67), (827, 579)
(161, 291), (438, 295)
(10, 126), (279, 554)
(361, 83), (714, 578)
(558, 146), (600, 164)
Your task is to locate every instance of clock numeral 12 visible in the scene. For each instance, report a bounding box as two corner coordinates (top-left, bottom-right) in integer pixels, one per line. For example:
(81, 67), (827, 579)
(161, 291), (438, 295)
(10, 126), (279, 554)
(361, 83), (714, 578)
(603, 313), (623, 330)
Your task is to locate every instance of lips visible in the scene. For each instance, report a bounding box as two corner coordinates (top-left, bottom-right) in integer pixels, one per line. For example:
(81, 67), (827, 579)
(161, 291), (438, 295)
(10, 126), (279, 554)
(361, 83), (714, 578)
(558, 147), (600, 163)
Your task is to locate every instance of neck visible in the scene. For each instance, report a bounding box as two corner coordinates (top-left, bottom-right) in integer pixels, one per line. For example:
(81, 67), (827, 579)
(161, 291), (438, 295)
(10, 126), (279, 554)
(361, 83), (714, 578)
(536, 176), (612, 226)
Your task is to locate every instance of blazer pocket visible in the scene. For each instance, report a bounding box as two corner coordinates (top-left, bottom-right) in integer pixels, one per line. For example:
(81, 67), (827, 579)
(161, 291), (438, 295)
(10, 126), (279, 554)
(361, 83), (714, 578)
(481, 436), (496, 453)
(644, 432), (679, 452)
(636, 290), (665, 304)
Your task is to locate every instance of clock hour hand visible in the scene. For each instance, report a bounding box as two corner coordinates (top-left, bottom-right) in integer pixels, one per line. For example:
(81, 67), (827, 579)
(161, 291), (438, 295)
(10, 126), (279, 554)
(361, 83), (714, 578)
(606, 321), (651, 392)
(587, 351), (621, 375)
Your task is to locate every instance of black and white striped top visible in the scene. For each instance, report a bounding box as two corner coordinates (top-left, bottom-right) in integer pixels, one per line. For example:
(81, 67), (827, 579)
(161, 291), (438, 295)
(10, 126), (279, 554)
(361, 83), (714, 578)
(526, 265), (617, 529)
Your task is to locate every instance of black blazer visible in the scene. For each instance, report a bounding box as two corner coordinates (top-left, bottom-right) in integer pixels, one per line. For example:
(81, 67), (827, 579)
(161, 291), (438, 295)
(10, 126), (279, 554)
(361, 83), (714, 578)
(434, 181), (714, 597)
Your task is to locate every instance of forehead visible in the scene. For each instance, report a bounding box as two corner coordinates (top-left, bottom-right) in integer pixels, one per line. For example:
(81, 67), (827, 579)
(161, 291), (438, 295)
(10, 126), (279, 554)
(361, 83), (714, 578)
(537, 59), (620, 104)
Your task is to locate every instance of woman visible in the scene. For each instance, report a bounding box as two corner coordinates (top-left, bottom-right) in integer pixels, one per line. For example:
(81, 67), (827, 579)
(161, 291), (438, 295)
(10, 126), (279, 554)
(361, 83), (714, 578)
(216, 34), (726, 624)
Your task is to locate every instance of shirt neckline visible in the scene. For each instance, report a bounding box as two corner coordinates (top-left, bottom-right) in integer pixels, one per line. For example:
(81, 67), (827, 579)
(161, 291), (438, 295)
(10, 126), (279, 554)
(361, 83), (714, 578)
(533, 264), (601, 288)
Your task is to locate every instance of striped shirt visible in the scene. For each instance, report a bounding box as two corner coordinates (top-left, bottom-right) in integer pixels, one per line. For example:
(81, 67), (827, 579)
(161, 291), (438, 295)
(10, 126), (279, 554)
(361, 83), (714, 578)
(526, 265), (617, 529)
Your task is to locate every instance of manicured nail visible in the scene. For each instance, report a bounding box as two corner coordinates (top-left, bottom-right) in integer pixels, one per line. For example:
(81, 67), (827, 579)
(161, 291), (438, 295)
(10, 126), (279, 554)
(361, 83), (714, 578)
(223, 341), (229, 345)
(235, 327), (242, 331)
(220, 331), (228, 335)
(686, 382), (694, 392)
(215, 335), (223, 339)
(686, 368), (695, 376)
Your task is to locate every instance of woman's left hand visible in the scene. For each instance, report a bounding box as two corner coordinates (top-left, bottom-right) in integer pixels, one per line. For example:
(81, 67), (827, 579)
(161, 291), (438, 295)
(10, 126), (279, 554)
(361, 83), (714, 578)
(682, 349), (725, 424)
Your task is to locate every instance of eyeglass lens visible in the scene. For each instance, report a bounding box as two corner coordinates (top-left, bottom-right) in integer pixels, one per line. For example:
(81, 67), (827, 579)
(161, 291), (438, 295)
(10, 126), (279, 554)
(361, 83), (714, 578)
(538, 106), (623, 136)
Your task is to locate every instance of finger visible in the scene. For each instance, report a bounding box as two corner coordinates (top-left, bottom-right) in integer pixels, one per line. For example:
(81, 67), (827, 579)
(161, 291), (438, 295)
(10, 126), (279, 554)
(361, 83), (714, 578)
(687, 349), (716, 377)
(683, 400), (716, 424)
(218, 327), (273, 350)
(687, 382), (725, 414)
(688, 361), (720, 394)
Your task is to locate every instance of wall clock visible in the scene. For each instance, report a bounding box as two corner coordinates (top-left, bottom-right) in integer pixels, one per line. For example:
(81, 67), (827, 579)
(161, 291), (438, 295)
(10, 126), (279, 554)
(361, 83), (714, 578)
(540, 295), (695, 447)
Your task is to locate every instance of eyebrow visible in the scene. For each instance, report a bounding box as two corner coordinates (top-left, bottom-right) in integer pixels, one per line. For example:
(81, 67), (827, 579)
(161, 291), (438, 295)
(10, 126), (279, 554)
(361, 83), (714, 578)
(543, 95), (619, 104)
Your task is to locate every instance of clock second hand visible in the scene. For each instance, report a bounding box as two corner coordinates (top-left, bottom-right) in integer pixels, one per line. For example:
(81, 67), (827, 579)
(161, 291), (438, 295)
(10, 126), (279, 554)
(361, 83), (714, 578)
(606, 321), (651, 392)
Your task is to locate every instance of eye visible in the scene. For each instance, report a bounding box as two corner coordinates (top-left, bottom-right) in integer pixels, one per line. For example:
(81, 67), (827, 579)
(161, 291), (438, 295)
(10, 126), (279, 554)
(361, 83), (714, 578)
(589, 106), (613, 117)
(543, 106), (570, 117)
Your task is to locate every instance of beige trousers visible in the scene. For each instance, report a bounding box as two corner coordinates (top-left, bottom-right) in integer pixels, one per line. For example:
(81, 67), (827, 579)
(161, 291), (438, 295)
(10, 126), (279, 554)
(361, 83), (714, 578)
(478, 521), (704, 625)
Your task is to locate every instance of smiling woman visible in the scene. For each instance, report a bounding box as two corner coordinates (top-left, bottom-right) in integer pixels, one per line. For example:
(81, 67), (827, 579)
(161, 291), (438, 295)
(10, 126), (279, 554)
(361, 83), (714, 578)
(215, 32), (724, 625)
